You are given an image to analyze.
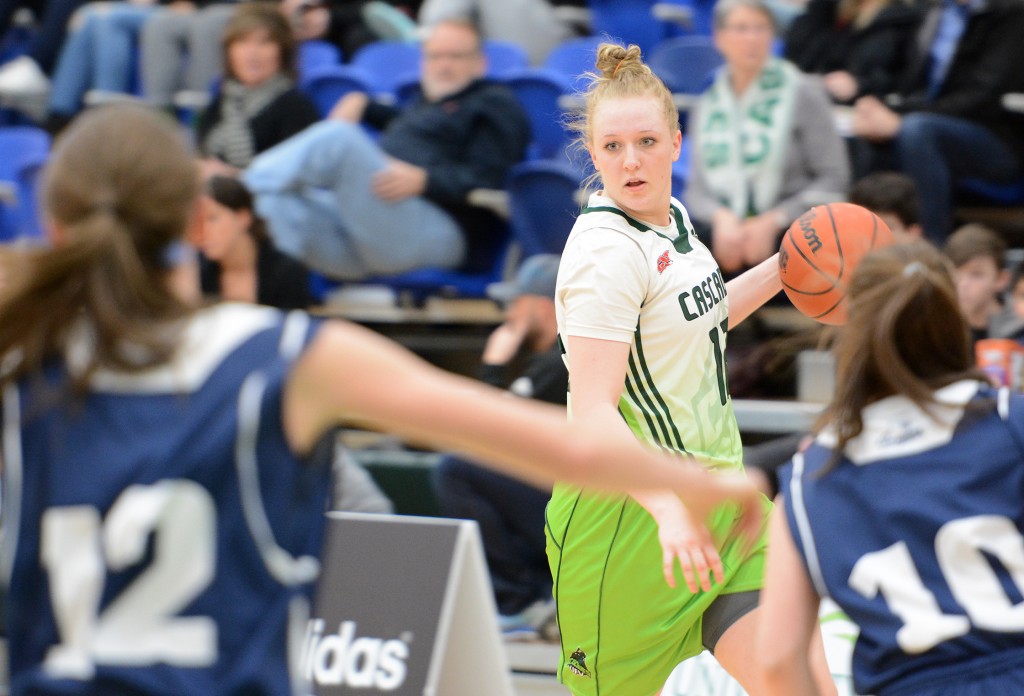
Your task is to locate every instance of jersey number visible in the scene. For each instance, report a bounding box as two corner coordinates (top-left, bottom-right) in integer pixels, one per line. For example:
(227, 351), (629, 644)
(848, 514), (1024, 653)
(41, 479), (218, 679)
(708, 320), (729, 406)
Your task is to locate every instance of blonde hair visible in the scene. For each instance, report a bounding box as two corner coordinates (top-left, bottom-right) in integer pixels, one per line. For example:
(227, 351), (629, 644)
(570, 43), (679, 189)
(0, 104), (199, 392)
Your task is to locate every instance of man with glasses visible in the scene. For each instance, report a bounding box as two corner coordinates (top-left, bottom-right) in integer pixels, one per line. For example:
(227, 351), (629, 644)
(243, 19), (530, 280)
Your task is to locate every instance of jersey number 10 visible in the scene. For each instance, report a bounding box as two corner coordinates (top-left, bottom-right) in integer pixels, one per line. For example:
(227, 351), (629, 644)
(849, 514), (1024, 653)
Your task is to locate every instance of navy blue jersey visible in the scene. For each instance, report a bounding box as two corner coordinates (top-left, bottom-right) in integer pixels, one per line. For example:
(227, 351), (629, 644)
(1, 304), (332, 696)
(780, 380), (1024, 696)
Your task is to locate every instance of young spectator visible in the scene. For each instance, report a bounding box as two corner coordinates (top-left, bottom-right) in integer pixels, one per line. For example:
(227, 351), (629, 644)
(139, 0), (241, 112)
(42, 0), (175, 131)
(196, 3), (320, 173)
(1, 103), (764, 696)
(784, 0), (921, 103)
(198, 175), (314, 310)
(758, 240), (1024, 695)
(433, 254), (564, 639)
(0, 0), (89, 100)
(850, 0), (1024, 245)
(943, 223), (1012, 346)
(242, 19), (530, 280)
(685, 0), (850, 274)
(848, 171), (923, 242)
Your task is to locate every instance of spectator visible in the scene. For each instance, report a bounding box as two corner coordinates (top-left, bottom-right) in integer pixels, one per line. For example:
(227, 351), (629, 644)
(785, 0), (921, 103)
(139, 0), (241, 112)
(196, 3), (320, 173)
(42, 0), (175, 132)
(0, 0), (89, 102)
(418, 0), (587, 65)
(848, 171), (923, 242)
(198, 175), (314, 310)
(282, 0), (420, 58)
(850, 0), (1024, 245)
(433, 254), (564, 639)
(943, 223), (1013, 346)
(242, 19), (530, 280)
(685, 0), (850, 275)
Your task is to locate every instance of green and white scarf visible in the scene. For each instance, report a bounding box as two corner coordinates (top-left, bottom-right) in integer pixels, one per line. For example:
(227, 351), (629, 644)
(696, 57), (799, 217)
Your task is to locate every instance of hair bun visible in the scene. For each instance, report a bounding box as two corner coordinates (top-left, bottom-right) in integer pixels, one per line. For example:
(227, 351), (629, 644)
(595, 43), (644, 79)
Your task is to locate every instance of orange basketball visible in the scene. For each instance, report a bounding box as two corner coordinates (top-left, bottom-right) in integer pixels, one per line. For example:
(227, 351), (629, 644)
(778, 203), (894, 325)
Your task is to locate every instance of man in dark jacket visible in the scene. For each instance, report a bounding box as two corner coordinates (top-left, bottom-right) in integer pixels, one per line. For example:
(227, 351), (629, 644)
(243, 18), (530, 280)
(850, 0), (1024, 245)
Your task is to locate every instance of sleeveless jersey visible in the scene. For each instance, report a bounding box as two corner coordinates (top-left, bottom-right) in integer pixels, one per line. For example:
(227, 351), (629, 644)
(546, 194), (766, 696)
(2, 304), (331, 696)
(780, 380), (1024, 696)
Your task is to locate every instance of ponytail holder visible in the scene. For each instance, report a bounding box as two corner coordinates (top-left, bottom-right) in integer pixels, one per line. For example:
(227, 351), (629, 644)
(902, 261), (926, 278)
(612, 60), (624, 77)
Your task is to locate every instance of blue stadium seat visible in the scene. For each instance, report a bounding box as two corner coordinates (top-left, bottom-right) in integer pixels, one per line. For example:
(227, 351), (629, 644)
(351, 40), (421, 96)
(299, 65), (374, 117)
(543, 35), (605, 88)
(0, 125), (50, 241)
(502, 68), (574, 161)
(587, 0), (674, 55)
(647, 36), (722, 95)
(507, 160), (584, 257)
(483, 40), (529, 78)
(298, 40), (343, 82)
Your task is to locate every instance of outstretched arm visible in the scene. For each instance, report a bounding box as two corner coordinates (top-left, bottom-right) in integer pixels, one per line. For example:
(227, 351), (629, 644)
(284, 320), (763, 529)
(726, 252), (783, 329)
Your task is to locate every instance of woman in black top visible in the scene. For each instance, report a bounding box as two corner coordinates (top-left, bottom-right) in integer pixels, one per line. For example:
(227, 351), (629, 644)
(199, 175), (314, 310)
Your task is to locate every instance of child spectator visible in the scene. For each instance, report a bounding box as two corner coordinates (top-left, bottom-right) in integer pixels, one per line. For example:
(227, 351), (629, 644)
(848, 171), (923, 243)
(943, 223), (1014, 346)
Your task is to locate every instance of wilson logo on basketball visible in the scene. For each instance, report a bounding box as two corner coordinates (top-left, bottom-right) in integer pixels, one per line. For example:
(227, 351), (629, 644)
(657, 250), (673, 274)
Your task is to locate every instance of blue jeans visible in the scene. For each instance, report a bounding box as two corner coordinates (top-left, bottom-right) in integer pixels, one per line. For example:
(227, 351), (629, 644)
(895, 112), (1022, 244)
(48, 3), (155, 116)
(243, 121), (465, 280)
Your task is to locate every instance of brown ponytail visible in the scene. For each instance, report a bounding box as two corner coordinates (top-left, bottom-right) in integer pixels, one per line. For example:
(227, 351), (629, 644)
(0, 104), (199, 392)
(818, 241), (985, 468)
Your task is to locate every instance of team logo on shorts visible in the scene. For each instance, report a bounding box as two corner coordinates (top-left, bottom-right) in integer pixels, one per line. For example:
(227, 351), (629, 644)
(568, 647), (591, 678)
(657, 250), (673, 274)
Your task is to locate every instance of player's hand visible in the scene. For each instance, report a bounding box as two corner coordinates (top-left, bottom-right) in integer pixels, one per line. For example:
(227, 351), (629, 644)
(711, 471), (767, 555)
(653, 501), (724, 593)
(373, 158), (428, 202)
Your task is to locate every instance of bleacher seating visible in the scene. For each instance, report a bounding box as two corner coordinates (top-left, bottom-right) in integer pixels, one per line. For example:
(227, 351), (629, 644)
(0, 125), (49, 241)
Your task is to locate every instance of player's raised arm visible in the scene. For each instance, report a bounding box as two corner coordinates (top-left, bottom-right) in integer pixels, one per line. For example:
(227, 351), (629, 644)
(284, 319), (762, 529)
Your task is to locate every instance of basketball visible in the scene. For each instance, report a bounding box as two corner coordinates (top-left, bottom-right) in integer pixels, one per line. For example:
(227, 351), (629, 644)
(778, 203), (894, 325)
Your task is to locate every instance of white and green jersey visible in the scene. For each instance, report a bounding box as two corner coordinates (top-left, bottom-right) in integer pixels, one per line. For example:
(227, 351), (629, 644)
(555, 192), (742, 469)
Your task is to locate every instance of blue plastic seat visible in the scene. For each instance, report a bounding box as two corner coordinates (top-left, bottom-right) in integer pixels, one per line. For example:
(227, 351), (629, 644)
(351, 40), (421, 96)
(587, 0), (674, 55)
(483, 40), (529, 78)
(647, 36), (722, 95)
(0, 125), (50, 241)
(502, 68), (574, 161)
(543, 35), (605, 87)
(507, 160), (585, 257)
(298, 40), (343, 82)
(299, 65), (375, 117)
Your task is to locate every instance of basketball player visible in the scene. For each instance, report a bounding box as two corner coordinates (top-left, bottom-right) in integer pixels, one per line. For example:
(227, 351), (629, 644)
(758, 241), (1024, 694)
(547, 43), (836, 695)
(0, 104), (763, 696)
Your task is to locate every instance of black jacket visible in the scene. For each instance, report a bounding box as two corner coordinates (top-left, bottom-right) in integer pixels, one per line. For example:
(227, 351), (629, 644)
(785, 0), (923, 101)
(889, 0), (1024, 162)
(196, 87), (321, 164)
(364, 79), (531, 273)
(200, 238), (314, 310)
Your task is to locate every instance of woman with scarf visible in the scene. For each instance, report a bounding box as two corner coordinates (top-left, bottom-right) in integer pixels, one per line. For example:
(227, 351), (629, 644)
(196, 2), (320, 176)
(684, 0), (850, 275)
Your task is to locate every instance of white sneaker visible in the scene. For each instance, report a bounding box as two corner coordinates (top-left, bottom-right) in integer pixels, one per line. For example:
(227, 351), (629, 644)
(0, 56), (50, 97)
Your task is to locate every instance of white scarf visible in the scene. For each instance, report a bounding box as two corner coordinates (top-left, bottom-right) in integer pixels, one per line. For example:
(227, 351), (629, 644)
(696, 57), (799, 217)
